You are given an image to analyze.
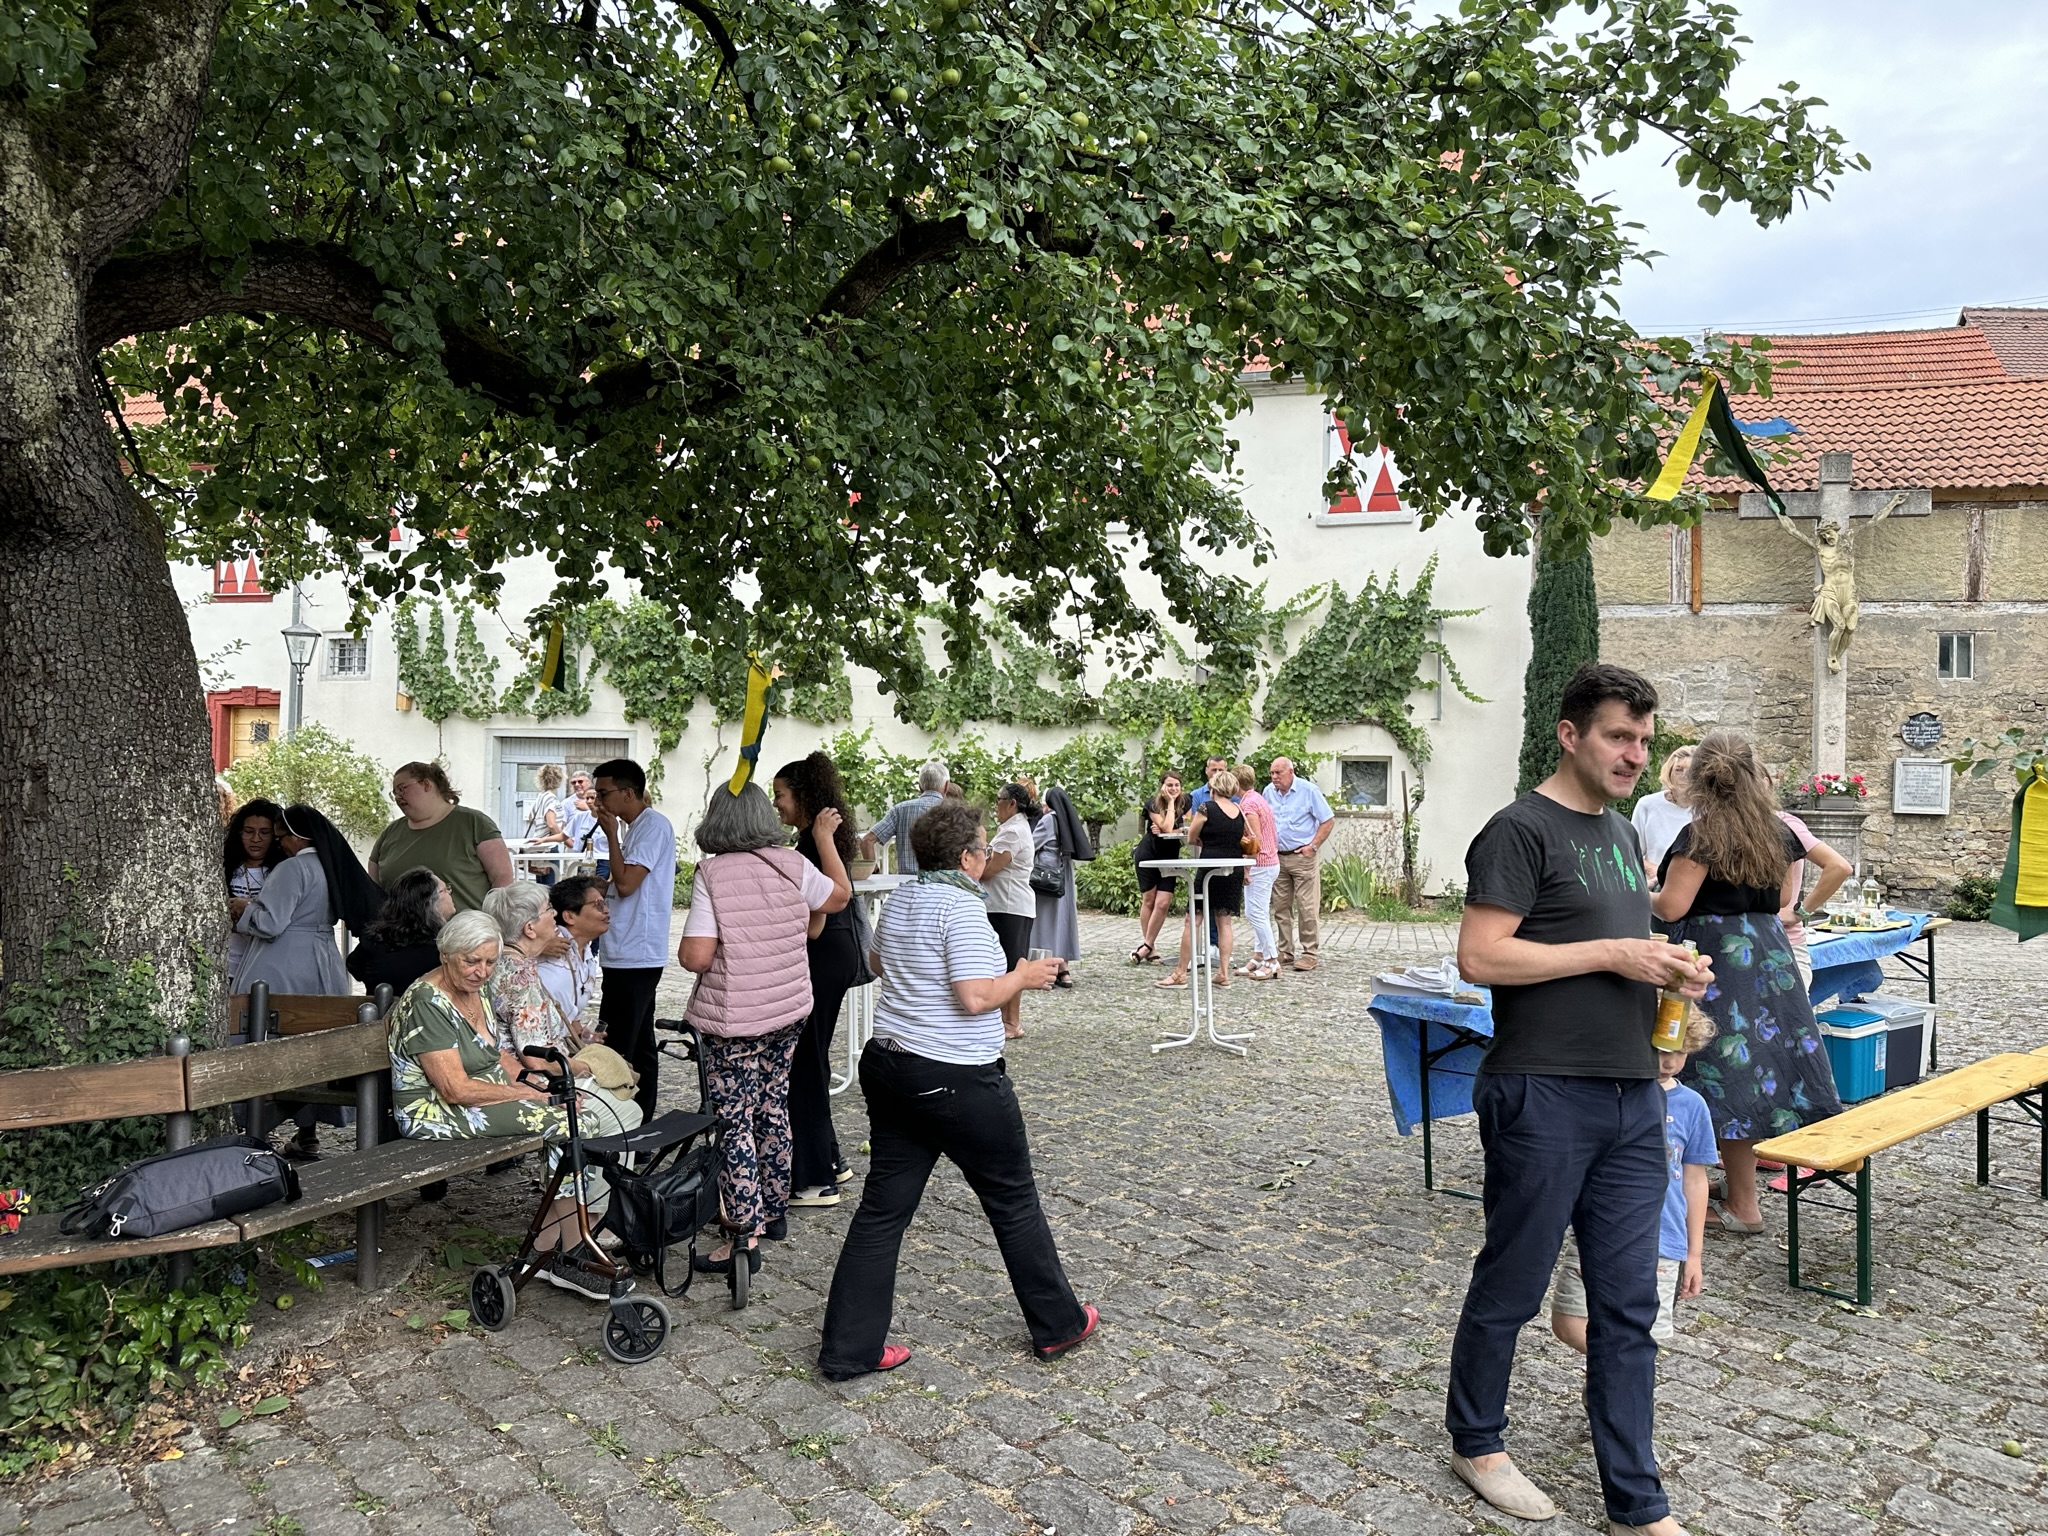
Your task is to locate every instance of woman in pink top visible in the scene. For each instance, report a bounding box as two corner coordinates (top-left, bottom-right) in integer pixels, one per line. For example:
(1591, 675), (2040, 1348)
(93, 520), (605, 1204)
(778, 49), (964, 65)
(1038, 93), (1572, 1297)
(1775, 810), (1854, 990)
(1233, 765), (1283, 982)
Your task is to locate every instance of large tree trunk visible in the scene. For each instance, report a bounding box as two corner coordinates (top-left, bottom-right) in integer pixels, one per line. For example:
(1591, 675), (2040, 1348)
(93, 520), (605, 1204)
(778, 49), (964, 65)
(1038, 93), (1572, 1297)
(0, 4), (232, 1051)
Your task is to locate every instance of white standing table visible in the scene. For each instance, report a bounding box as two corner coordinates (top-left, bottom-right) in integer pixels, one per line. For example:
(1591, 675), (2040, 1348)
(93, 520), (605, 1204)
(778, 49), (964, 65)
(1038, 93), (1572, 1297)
(835, 873), (914, 1094)
(1141, 856), (1255, 1056)
(508, 847), (588, 879)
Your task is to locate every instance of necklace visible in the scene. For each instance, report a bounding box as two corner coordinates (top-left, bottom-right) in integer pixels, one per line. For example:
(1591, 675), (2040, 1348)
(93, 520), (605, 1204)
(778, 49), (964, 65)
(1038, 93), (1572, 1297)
(440, 980), (491, 1041)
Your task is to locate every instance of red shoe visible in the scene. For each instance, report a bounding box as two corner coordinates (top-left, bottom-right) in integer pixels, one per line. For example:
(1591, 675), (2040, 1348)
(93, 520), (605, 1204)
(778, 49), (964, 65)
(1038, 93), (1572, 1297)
(877, 1344), (912, 1372)
(1033, 1304), (1099, 1362)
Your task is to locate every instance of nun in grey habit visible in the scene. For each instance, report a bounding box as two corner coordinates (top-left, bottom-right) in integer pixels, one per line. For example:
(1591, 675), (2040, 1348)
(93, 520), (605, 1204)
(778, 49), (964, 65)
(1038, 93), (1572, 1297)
(1030, 785), (1092, 968)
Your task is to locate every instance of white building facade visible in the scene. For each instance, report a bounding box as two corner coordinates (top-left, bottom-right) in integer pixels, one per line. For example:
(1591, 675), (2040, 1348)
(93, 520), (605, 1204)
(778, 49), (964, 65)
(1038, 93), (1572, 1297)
(185, 380), (1533, 888)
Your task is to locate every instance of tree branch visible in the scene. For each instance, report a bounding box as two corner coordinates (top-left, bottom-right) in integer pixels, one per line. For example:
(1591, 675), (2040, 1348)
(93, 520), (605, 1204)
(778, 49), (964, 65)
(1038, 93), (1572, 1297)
(64, 0), (232, 263)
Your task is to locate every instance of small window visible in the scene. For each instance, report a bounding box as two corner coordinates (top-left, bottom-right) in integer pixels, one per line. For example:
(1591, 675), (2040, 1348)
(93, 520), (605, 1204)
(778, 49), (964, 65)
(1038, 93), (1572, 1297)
(248, 719), (272, 746)
(1937, 632), (1973, 680)
(1340, 758), (1391, 809)
(324, 635), (371, 679)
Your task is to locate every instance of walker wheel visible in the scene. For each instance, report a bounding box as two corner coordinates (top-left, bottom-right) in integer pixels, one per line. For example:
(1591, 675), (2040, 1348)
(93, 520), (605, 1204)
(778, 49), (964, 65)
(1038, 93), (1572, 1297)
(469, 1267), (516, 1332)
(602, 1295), (670, 1363)
(729, 1251), (749, 1311)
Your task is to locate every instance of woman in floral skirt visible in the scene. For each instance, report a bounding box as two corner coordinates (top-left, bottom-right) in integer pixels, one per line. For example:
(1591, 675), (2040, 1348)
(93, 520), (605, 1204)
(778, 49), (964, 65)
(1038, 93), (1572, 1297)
(1653, 731), (1840, 1234)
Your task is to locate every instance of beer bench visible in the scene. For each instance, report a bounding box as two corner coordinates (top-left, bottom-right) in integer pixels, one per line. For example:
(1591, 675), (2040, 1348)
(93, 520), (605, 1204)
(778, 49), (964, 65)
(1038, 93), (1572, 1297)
(1753, 1049), (2048, 1305)
(0, 987), (542, 1289)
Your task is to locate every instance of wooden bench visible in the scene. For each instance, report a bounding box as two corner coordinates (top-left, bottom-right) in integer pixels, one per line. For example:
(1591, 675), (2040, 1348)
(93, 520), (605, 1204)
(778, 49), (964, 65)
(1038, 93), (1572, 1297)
(0, 987), (543, 1290)
(1754, 1052), (2048, 1304)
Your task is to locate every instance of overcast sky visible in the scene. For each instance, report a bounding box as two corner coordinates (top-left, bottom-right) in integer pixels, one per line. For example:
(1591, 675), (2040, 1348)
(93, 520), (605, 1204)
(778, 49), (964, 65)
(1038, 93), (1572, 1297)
(1594, 0), (2048, 336)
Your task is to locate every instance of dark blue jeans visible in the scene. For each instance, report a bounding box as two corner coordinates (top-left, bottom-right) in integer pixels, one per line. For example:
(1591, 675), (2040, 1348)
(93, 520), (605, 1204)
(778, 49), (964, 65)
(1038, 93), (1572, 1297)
(817, 1042), (1086, 1379)
(1445, 1073), (1669, 1525)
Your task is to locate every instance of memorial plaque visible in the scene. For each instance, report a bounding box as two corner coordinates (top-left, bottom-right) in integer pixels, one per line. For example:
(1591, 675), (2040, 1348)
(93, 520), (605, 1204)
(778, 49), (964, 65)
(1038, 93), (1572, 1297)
(1892, 756), (1952, 816)
(1900, 711), (1942, 750)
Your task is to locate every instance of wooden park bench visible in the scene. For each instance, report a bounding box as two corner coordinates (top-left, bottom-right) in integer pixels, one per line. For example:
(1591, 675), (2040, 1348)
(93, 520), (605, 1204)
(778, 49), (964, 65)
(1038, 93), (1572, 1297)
(1754, 1049), (2048, 1305)
(0, 985), (543, 1290)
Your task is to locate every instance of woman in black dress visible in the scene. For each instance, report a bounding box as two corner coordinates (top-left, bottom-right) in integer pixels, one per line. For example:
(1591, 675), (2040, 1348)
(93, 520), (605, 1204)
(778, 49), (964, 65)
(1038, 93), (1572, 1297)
(1131, 770), (1190, 963)
(1652, 731), (1840, 1233)
(774, 752), (864, 1211)
(1157, 769), (1245, 988)
(347, 867), (454, 997)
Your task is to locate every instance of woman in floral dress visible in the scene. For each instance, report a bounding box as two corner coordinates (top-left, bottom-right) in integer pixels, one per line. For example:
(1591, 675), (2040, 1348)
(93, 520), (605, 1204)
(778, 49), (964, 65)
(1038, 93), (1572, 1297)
(389, 909), (609, 1297)
(1653, 732), (1840, 1234)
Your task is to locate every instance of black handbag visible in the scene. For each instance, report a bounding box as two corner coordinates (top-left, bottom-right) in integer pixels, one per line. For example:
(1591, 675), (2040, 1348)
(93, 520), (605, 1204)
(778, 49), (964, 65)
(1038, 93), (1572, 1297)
(598, 1135), (720, 1296)
(60, 1134), (299, 1240)
(1030, 852), (1066, 896)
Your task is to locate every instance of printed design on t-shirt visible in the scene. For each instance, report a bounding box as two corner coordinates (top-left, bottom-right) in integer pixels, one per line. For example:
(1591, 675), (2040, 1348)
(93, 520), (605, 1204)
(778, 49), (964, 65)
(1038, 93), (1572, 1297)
(1569, 836), (1642, 895)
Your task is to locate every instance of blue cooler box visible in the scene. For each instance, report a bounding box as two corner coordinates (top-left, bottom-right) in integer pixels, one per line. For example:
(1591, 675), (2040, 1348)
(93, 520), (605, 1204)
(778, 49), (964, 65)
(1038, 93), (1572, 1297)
(1818, 1008), (1889, 1103)
(1845, 994), (1934, 1091)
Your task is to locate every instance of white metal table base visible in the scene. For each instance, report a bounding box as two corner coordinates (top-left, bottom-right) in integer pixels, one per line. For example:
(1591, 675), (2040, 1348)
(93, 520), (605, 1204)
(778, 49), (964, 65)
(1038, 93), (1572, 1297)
(832, 875), (909, 1094)
(1144, 859), (1255, 1056)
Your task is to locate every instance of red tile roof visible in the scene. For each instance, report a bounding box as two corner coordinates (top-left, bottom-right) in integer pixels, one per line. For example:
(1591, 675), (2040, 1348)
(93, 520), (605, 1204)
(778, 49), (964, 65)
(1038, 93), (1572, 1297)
(1963, 307), (2048, 379)
(1684, 311), (2048, 494)
(1730, 326), (2009, 391)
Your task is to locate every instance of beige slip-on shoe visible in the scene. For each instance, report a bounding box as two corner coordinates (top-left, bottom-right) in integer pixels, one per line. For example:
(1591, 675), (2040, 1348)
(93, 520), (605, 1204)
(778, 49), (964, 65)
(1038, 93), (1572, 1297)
(1451, 1454), (1559, 1521)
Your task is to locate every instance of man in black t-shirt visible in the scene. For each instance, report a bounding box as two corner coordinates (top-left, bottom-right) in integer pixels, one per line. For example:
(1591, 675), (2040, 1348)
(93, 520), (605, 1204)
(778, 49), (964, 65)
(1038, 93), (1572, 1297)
(1444, 664), (1710, 1536)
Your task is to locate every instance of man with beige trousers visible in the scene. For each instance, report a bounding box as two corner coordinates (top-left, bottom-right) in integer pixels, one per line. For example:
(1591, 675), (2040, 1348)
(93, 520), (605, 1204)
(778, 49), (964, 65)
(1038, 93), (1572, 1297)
(1263, 758), (1335, 971)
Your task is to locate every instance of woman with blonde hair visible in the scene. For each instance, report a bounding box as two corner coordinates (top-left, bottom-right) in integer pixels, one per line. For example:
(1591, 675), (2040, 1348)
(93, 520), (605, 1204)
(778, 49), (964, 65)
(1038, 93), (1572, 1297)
(1652, 732), (1839, 1234)
(1630, 744), (1695, 882)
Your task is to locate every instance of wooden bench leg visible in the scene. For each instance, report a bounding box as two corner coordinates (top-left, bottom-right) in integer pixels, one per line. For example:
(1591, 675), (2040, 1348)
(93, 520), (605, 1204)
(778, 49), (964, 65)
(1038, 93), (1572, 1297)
(1979, 1106), (1992, 1186)
(167, 1036), (195, 1291)
(1854, 1162), (1873, 1307)
(1785, 1159), (1803, 1291)
(1785, 1162), (1873, 1306)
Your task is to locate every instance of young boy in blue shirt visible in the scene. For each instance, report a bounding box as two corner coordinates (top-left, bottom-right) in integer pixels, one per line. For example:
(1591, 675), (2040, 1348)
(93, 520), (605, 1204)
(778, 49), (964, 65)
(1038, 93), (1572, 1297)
(1551, 1014), (1718, 1353)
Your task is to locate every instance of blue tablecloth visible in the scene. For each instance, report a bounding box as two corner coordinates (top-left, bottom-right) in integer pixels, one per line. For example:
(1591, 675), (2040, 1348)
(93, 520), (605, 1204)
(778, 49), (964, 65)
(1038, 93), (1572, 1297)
(1805, 910), (1933, 1007)
(1369, 991), (1494, 1137)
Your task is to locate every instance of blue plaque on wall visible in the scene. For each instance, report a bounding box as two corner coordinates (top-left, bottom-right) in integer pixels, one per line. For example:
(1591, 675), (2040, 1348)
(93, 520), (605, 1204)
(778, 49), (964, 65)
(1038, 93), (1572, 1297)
(1900, 712), (1942, 750)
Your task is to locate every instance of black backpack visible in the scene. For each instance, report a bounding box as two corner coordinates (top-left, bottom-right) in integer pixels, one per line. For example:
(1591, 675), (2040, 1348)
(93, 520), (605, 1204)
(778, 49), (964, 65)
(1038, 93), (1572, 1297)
(61, 1133), (300, 1240)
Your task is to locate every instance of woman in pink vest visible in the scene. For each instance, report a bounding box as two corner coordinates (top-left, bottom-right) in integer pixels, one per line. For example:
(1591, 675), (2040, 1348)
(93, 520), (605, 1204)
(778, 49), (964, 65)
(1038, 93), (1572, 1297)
(678, 782), (850, 1275)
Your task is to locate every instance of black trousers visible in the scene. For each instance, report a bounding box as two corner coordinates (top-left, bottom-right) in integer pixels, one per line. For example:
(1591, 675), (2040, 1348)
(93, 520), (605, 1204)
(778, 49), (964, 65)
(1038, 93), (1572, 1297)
(789, 925), (861, 1190)
(817, 1042), (1086, 1379)
(597, 965), (664, 1120)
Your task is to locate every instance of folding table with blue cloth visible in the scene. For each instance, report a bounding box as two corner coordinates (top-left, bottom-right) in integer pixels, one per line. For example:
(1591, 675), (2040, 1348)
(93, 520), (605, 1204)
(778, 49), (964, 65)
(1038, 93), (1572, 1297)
(1805, 910), (1948, 1060)
(1369, 989), (1493, 1198)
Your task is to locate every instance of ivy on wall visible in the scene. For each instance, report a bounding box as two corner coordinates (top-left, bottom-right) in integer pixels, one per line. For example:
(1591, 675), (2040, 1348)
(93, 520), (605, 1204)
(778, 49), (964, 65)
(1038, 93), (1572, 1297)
(1262, 557), (1483, 768)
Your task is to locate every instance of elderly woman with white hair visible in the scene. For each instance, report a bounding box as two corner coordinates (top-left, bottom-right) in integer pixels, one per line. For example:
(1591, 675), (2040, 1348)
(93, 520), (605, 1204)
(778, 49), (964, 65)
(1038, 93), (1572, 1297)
(387, 908), (603, 1295)
(483, 882), (643, 1140)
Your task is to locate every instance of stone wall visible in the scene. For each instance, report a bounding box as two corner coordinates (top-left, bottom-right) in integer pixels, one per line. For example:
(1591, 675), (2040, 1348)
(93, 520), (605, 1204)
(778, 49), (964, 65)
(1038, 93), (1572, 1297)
(1595, 500), (2048, 904)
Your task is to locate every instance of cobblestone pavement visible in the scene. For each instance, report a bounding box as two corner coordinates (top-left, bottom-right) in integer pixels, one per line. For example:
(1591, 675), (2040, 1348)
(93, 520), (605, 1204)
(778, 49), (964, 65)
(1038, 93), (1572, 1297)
(12, 915), (2048, 1536)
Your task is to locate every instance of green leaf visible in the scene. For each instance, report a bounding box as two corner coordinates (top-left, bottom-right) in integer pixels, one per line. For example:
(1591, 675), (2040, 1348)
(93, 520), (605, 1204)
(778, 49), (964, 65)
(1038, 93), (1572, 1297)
(250, 1395), (289, 1416)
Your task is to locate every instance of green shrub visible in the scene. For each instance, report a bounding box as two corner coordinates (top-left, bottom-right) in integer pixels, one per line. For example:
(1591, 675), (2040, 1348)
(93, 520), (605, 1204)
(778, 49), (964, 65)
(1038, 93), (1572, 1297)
(1943, 874), (1997, 922)
(1436, 880), (1467, 917)
(1076, 839), (1142, 914)
(222, 722), (389, 842)
(1321, 853), (1378, 913)
(671, 858), (697, 909)
(0, 1254), (257, 1462)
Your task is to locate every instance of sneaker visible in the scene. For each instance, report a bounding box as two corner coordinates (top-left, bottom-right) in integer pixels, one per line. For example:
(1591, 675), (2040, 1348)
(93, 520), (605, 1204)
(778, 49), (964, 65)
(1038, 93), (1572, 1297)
(789, 1185), (842, 1207)
(541, 1243), (617, 1301)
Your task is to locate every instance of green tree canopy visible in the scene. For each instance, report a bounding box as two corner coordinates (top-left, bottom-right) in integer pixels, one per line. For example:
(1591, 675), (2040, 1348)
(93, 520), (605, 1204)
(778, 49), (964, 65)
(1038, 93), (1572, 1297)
(95, 0), (1851, 685)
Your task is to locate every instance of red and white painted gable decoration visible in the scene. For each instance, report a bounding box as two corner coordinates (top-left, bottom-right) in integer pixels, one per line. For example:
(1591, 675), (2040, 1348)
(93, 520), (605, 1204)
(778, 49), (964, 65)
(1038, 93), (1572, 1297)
(1324, 415), (1406, 518)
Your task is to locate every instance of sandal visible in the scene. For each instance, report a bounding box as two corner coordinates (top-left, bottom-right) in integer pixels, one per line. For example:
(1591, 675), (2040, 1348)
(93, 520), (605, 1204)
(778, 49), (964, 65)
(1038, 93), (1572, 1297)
(1249, 964), (1280, 982)
(1707, 1199), (1765, 1235)
(1154, 972), (1188, 989)
(1130, 943), (1157, 965)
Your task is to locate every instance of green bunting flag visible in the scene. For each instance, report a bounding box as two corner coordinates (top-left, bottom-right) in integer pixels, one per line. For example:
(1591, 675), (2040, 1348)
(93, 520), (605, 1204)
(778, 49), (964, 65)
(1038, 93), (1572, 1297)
(1644, 374), (1788, 516)
(1991, 765), (2048, 943)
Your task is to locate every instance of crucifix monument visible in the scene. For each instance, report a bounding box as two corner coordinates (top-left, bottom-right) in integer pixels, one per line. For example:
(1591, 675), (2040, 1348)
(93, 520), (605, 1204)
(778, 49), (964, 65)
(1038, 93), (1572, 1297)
(1767, 451), (1909, 777)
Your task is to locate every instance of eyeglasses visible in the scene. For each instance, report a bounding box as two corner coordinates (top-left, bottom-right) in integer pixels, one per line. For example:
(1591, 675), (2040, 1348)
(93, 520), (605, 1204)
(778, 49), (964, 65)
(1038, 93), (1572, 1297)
(962, 844), (989, 859)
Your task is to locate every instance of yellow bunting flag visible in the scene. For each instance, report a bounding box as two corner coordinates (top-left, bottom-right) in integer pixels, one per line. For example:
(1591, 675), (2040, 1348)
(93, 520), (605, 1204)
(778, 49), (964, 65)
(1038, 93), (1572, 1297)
(537, 619), (564, 692)
(726, 659), (779, 795)
(2015, 766), (2048, 908)
(1644, 375), (1719, 502)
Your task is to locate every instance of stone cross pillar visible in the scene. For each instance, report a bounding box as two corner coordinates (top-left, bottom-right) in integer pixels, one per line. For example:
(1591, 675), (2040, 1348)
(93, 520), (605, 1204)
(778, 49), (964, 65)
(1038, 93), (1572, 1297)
(1812, 451), (1853, 777)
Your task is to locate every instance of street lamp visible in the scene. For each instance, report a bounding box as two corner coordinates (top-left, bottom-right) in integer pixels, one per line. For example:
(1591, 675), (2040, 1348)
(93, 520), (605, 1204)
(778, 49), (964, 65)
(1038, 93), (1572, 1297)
(281, 590), (320, 736)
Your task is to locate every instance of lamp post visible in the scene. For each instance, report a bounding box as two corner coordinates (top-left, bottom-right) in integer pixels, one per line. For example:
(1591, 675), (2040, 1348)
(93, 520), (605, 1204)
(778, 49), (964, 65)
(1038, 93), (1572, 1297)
(281, 588), (320, 737)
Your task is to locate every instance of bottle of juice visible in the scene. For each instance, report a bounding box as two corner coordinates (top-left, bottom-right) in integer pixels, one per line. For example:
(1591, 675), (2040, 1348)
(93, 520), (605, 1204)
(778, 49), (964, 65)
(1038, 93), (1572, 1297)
(1651, 940), (1699, 1051)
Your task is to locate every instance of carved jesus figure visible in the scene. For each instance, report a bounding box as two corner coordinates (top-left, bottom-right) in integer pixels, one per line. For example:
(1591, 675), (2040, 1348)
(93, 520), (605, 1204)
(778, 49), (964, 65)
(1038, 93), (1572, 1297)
(1775, 493), (1905, 672)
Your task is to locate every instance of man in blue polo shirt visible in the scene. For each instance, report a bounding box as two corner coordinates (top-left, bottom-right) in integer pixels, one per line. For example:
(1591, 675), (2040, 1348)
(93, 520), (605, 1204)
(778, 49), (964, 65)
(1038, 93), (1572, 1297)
(1264, 757), (1334, 971)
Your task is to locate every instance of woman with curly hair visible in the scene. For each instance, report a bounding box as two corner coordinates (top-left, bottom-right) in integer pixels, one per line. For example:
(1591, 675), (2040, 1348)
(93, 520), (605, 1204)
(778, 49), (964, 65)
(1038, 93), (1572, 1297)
(223, 798), (286, 984)
(1652, 731), (1840, 1234)
(774, 751), (865, 1209)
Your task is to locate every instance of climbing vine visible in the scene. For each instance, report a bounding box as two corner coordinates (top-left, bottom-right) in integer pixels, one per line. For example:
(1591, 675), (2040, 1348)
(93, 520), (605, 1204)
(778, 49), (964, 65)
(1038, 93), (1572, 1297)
(1262, 557), (1482, 767)
(391, 598), (466, 724)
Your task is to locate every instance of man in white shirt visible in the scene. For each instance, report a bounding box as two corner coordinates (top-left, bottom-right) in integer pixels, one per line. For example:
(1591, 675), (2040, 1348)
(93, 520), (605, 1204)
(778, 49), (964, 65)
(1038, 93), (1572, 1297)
(539, 874), (608, 1027)
(592, 758), (675, 1118)
(1264, 757), (1336, 971)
